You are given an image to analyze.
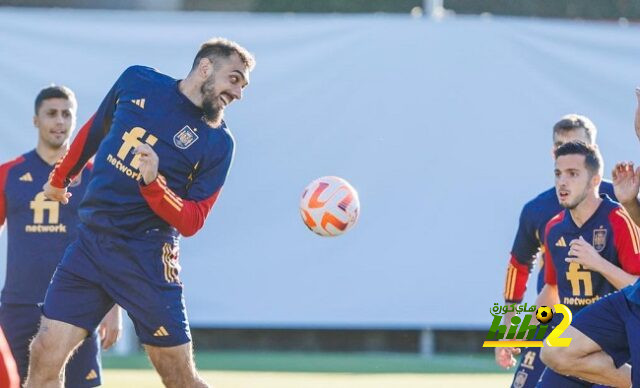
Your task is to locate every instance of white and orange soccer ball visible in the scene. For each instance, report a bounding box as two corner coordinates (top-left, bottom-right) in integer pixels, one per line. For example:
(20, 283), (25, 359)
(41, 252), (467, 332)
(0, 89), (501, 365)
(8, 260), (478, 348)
(299, 176), (360, 237)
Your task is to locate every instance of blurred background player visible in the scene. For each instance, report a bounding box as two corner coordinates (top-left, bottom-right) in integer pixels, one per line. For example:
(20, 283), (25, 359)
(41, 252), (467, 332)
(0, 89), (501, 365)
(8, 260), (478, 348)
(0, 86), (121, 387)
(534, 141), (640, 387)
(496, 115), (616, 387)
(25, 39), (255, 388)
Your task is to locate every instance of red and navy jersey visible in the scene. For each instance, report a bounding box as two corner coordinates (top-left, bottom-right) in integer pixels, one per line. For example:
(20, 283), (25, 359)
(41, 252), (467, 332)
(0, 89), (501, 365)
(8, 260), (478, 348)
(543, 194), (640, 313)
(0, 150), (91, 304)
(504, 182), (615, 303)
(50, 66), (234, 237)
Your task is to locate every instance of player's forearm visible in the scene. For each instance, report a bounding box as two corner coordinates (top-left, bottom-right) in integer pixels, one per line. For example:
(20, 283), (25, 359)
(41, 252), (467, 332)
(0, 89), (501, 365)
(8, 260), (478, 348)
(139, 175), (220, 237)
(597, 260), (639, 290)
(503, 255), (531, 303)
(50, 114), (102, 188)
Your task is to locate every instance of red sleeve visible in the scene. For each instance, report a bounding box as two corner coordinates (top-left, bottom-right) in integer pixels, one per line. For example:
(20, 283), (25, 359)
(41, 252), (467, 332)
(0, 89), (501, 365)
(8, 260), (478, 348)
(543, 240), (557, 285)
(504, 255), (530, 303)
(543, 213), (564, 285)
(0, 156), (26, 227)
(50, 114), (97, 188)
(51, 67), (125, 188)
(139, 175), (221, 237)
(0, 328), (19, 388)
(609, 208), (640, 275)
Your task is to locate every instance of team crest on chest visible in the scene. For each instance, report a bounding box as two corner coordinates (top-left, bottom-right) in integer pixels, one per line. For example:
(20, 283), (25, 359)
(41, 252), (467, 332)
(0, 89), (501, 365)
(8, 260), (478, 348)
(593, 228), (607, 252)
(173, 125), (199, 149)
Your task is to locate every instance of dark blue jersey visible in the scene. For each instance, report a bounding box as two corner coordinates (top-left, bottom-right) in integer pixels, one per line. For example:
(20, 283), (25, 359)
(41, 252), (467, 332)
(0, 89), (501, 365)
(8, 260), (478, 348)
(504, 181), (616, 303)
(0, 150), (91, 304)
(544, 194), (640, 313)
(50, 66), (234, 237)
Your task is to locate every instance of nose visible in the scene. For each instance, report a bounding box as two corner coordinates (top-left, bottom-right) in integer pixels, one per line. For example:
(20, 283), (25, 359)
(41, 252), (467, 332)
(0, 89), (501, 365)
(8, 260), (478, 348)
(55, 113), (65, 124)
(231, 85), (243, 101)
(557, 175), (567, 186)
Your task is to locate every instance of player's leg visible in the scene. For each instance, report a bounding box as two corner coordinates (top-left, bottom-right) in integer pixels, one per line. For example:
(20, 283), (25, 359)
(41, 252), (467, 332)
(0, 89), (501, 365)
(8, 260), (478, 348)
(145, 343), (207, 388)
(98, 231), (207, 387)
(64, 331), (101, 388)
(25, 317), (87, 388)
(26, 231), (115, 388)
(539, 291), (632, 387)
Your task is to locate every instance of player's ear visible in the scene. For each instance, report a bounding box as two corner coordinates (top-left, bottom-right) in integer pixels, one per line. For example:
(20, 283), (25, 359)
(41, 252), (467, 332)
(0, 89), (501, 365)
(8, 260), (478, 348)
(592, 172), (602, 188)
(33, 115), (39, 128)
(197, 58), (212, 79)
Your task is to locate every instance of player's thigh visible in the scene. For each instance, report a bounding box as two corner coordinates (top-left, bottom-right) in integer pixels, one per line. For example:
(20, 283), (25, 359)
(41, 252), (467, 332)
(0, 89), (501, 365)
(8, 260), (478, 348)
(30, 317), (88, 364)
(567, 292), (631, 368)
(144, 342), (197, 379)
(65, 330), (101, 388)
(43, 249), (115, 334)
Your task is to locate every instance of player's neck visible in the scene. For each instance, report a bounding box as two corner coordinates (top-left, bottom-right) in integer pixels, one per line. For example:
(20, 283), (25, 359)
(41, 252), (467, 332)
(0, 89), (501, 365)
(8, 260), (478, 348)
(178, 77), (203, 109)
(569, 194), (602, 227)
(35, 142), (69, 166)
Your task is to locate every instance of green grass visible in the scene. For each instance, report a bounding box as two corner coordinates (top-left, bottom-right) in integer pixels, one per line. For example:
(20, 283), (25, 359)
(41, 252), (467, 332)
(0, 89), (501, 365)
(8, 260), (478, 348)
(103, 352), (511, 374)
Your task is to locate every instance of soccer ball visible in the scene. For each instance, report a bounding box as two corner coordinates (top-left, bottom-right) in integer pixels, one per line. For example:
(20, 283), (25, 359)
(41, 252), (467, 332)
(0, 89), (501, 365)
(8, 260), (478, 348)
(299, 176), (360, 237)
(535, 306), (553, 324)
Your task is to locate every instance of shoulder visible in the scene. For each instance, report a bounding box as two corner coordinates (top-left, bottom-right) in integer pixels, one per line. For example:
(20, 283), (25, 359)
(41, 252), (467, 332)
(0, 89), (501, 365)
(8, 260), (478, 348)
(0, 154), (28, 189)
(607, 203), (634, 228)
(599, 180), (617, 200)
(0, 154), (27, 175)
(205, 122), (235, 156)
(520, 186), (557, 217)
(545, 211), (565, 236)
(119, 65), (175, 88)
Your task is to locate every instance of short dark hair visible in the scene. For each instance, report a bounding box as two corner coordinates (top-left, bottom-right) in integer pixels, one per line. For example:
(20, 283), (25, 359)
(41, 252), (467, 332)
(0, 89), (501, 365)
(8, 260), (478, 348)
(34, 85), (76, 114)
(554, 141), (603, 176)
(553, 114), (597, 144)
(191, 37), (256, 72)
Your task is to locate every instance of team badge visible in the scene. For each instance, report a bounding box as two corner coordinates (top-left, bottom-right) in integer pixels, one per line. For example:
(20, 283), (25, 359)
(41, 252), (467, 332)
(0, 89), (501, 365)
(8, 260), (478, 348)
(173, 125), (199, 149)
(593, 228), (607, 252)
(513, 370), (528, 388)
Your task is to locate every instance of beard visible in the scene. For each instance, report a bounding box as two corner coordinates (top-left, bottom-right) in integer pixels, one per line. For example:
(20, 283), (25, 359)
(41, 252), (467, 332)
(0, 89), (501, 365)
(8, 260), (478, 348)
(561, 187), (590, 210)
(200, 76), (224, 127)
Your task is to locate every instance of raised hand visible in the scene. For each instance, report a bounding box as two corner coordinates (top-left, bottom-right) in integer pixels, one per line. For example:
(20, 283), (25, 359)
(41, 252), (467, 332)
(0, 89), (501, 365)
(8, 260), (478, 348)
(612, 162), (640, 206)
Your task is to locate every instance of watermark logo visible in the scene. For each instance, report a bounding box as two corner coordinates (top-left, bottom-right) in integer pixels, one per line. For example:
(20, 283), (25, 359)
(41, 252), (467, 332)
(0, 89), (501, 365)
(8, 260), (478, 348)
(482, 303), (572, 348)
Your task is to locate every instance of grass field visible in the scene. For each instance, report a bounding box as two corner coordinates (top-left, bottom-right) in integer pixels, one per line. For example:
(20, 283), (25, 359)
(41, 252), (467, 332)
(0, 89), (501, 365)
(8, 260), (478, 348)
(103, 370), (512, 388)
(101, 352), (513, 387)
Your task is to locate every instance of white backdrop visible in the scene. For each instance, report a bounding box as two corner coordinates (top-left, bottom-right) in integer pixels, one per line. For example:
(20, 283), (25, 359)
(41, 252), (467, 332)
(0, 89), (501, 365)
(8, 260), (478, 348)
(1, 8), (639, 327)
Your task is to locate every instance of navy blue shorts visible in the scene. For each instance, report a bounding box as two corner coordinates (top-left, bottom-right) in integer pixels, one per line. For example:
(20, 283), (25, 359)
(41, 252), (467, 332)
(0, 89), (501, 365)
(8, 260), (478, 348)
(0, 303), (101, 387)
(43, 224), (190, 347)
(571, 291), (638, 370)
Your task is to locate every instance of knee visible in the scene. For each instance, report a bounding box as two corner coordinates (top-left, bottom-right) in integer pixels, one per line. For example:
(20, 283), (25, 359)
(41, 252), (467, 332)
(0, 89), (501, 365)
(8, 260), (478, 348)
(540, 346), (570, 372)
(29, 331), (65, 369)
(28, 333), (49, 364)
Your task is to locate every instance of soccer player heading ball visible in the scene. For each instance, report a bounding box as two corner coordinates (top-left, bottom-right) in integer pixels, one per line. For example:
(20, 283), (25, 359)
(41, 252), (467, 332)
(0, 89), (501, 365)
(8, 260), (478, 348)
(24, 38), (255, 388)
